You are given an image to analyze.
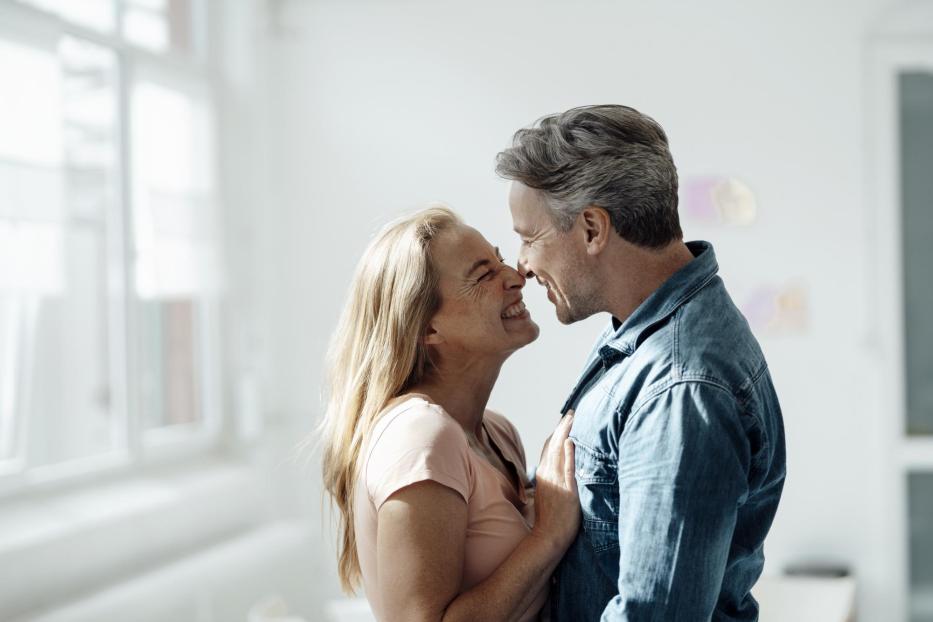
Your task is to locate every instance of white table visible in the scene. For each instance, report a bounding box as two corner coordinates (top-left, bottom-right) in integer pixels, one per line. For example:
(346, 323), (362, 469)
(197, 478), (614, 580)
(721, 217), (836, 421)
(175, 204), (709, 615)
(754, 575), (857, 622)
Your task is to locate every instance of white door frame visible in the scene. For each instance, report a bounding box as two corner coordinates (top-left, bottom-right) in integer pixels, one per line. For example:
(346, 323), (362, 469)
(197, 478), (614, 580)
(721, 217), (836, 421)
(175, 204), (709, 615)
(866, 36), (933, 622)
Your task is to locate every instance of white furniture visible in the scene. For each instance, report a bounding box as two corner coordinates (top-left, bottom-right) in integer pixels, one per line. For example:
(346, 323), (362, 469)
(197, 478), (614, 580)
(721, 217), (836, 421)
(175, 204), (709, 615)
(324, 598), (376, 622)
(754, 575), (857, 622)
(10, 520), (323, 622)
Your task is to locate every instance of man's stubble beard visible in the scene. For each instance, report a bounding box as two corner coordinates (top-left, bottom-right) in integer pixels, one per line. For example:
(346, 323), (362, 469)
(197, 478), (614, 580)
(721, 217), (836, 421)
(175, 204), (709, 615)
(556, 272), (603, 325)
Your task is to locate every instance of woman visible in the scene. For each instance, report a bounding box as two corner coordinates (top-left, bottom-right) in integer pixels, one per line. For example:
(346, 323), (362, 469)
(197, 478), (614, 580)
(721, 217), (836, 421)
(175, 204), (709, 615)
(319, 205), (579, 622)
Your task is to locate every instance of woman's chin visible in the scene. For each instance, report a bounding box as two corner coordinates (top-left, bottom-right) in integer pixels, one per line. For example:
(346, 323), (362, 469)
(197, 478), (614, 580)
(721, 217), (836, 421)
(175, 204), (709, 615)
(512, 318), (540, 347)
(527, 324), (541, 345)
(496, 311), (540, 352)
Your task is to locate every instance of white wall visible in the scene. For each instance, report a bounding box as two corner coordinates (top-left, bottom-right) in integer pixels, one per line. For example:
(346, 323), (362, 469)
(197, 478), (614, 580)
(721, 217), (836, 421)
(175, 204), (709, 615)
(231, 0), (905, 618)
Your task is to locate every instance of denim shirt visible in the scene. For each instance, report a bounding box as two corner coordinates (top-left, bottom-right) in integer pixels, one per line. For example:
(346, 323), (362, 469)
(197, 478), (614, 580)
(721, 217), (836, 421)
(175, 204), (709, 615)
(550, 241), (786, 622)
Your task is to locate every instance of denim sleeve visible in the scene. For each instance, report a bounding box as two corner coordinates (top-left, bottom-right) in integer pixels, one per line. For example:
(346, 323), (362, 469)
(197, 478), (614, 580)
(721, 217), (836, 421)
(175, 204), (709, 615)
(600, 381), (751, 621)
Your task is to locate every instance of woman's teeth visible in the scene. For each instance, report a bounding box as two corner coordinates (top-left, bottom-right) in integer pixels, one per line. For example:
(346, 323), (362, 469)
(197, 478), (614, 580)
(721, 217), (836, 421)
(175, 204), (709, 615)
(501, 301), (526, 319)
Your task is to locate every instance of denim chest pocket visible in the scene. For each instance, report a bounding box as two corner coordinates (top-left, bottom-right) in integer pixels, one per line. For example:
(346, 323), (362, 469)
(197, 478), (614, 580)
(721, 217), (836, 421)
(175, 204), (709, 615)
(572, 440), (620, 553)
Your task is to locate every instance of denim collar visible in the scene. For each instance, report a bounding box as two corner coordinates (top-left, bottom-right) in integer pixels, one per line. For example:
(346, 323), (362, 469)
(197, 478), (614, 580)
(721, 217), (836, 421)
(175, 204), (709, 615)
(597, 240), (719, 364)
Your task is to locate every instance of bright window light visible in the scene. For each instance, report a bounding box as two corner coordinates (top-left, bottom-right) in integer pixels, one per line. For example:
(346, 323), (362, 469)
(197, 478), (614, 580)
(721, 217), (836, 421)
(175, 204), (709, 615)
(16, 0), (115, 32)
(131, 80), (219, 299)
(0, 38), (62, 166)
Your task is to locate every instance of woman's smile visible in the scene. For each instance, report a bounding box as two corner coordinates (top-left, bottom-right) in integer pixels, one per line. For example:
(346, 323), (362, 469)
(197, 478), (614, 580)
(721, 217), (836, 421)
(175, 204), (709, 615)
(500, 299), (528, 320)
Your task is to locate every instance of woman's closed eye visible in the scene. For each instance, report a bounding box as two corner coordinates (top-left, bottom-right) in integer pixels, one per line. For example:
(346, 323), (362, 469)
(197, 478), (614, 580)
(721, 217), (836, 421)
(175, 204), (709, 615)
(477, 256), (507, 282)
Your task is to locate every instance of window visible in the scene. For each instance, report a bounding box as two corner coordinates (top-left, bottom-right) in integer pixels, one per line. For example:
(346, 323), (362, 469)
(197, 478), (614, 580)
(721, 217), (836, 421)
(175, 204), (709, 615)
(900, 68), (933, 622)
(869, 28), (933, 622)
(900, 71), (933, 439)
(122, 0), (195, 54)
(0, 0), (221, 493)
(16, 0), (116, 32)
(130, 70), (221, 440)
(909, 472), (933, 622)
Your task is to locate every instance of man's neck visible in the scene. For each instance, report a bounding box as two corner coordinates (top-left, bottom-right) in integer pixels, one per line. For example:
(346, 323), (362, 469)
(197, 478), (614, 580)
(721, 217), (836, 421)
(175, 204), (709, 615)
(603, 240), (695, 326)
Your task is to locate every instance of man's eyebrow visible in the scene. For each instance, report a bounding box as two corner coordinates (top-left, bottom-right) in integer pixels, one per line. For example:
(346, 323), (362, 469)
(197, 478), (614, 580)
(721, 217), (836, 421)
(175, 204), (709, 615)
(465, 247), (502, 277)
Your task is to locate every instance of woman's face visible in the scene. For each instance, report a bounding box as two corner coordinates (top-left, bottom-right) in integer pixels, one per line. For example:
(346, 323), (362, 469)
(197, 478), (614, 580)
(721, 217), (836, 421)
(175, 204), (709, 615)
(426, 224), (539, 359)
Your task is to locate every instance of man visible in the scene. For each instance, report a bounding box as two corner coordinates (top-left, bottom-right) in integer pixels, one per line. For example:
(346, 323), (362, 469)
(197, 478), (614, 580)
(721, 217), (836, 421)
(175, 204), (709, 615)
(497, 105), (786, 621)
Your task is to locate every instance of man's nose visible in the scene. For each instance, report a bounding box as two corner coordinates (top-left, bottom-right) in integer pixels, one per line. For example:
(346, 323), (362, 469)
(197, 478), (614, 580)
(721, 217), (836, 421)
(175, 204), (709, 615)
(516, 248), (534, 279)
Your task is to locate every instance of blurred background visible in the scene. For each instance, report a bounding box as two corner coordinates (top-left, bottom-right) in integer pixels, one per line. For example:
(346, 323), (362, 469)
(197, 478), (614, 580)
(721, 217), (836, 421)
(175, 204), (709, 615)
(0, 0), (931, 620)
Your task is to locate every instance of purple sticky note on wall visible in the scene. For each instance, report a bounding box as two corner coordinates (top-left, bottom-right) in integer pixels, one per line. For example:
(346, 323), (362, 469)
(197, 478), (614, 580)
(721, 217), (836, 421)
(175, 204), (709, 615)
(683, 176), (724, 222)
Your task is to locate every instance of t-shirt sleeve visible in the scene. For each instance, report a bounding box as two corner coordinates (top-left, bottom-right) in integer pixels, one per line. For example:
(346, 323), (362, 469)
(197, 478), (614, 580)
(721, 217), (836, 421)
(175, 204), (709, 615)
(365, 404), (473, 510)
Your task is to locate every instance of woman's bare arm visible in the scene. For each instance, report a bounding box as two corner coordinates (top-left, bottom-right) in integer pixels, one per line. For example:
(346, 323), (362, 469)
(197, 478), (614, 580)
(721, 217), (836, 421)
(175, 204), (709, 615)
(375, 413), (578, 622)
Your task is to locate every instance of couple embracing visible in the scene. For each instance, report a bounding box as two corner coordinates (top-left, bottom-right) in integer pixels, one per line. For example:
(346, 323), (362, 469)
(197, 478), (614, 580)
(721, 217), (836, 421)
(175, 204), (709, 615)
(320, 105), (786, 622)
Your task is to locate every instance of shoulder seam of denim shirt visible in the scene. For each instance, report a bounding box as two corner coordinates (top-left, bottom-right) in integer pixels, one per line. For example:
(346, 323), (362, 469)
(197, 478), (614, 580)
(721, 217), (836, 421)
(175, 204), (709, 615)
(621, 374), (774, 482)
(672, 303), (772, 400)
(616, 378), (755, 510)
(626, 377), (741, 424)
(672, 308), (682, 380)
(736, 360), (771, 400)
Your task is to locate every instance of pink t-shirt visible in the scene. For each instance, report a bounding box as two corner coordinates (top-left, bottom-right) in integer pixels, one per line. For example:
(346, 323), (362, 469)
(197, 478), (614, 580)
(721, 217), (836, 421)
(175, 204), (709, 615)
(354, 396), (546, 621)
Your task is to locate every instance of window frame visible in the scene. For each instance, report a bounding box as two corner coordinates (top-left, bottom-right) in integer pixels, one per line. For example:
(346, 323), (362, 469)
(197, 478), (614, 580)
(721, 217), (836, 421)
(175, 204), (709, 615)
(0, 0), (226, 502)
(867, 34), (933, 622)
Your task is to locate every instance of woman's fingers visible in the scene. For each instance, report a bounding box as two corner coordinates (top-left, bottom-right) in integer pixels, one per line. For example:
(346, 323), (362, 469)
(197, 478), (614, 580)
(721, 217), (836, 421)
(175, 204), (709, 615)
(540, 410), (574, 464)
(553, 412), (573, 444)
(537, 411), (577, 486)
(548, 412), (576, 491)
(530, 412), (581, 549)
(563, 438), (576, 489)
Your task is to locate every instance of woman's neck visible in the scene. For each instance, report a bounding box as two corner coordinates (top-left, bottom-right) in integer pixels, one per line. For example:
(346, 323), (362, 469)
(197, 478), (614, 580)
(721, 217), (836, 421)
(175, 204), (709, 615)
(409, 360), (502, 439)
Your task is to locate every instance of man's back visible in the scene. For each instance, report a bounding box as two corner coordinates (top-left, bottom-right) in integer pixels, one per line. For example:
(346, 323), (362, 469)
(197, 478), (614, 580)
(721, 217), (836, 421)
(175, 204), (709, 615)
(551, 241), (786, 621)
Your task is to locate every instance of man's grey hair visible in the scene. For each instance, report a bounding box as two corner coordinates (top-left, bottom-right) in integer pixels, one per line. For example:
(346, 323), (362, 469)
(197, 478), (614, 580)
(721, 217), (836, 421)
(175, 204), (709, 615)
(496, 105), (682, 248)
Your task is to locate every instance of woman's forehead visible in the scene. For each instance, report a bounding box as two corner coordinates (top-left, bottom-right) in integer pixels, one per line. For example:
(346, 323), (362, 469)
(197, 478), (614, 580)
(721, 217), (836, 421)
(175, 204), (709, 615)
(438, 225), (493, 256)
(436, 225), (491, 262)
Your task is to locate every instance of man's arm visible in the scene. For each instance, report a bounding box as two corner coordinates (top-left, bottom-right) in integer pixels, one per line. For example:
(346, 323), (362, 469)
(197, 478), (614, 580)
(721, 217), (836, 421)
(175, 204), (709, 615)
(601, 381), (751, 621)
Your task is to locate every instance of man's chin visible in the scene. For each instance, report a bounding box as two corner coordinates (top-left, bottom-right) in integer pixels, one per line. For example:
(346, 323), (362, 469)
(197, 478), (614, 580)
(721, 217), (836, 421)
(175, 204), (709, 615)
(555, 302), (595, 325)
(555, 305), (577, 325)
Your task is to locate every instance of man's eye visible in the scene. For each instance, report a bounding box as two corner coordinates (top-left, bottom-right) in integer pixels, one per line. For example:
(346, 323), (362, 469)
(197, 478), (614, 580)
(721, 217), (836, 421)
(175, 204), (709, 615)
(478, 271), (493, 282)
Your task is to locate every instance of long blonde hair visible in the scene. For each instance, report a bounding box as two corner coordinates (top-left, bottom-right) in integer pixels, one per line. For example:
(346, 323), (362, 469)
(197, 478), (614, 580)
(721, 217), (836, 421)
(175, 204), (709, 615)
(319, 205), (461, 592)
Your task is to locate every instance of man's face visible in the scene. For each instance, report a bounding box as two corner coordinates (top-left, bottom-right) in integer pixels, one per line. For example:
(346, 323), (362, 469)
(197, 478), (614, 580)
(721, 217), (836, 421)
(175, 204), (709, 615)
(508, 182), (601, 324)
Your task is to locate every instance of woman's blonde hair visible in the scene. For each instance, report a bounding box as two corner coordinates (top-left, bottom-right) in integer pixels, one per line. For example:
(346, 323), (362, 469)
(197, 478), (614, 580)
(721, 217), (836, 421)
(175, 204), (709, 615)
(318, 205), (462, 592)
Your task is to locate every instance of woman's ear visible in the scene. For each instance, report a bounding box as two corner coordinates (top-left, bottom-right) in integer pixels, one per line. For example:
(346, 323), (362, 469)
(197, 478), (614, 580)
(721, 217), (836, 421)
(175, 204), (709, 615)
(424, 322), (444, 346)
(580, 206), (611, 255)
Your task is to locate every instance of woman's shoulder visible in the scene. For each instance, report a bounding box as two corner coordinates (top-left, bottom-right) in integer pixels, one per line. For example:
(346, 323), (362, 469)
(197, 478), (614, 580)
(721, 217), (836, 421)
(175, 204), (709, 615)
(368, 396), (468, 459)
(363, 395), (472, 507)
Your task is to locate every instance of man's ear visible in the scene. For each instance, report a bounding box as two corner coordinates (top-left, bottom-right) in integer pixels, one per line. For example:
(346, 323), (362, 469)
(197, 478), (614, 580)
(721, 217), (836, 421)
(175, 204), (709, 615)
(580, 206), (612, 255)
(424, 322), (444, 346)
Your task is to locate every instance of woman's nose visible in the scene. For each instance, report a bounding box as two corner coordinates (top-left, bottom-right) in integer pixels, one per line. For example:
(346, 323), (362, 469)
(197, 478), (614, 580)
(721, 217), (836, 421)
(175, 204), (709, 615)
(503, 265), (526, 289)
